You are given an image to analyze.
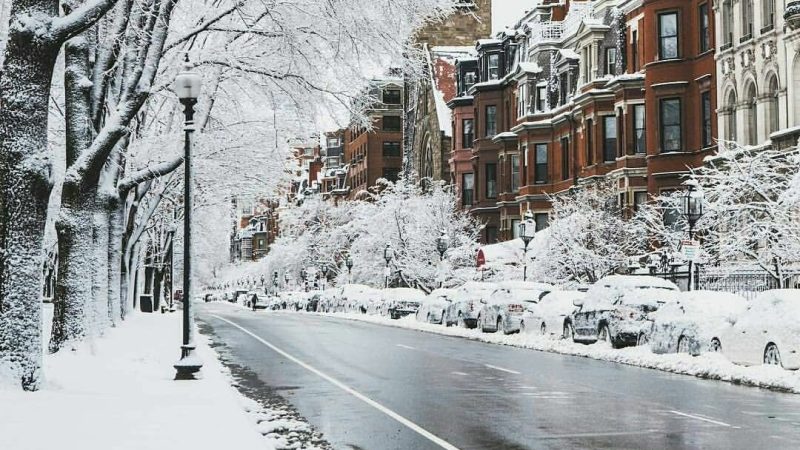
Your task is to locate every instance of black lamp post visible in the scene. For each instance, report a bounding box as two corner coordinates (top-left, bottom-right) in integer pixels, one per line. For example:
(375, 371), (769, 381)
(383, 243), (394, 288)
(435, 231), (449, 288)
(345, 256), (353, 284)
(518, 210), (536, 281)
(320, 264), (329, 290)
(173, 55), (203, 381)
(682, 180), (704, 291)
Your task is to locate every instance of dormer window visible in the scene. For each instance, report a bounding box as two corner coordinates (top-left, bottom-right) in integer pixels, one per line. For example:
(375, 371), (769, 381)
(488, 54), (500, 80)
(464, 71), (476, 92)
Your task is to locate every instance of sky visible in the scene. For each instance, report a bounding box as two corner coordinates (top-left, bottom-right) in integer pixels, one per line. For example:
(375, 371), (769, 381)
(492, 0), (538, 34)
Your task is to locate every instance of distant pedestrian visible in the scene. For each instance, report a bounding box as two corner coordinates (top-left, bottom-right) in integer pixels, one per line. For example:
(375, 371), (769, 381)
(251, 293), (258, 311)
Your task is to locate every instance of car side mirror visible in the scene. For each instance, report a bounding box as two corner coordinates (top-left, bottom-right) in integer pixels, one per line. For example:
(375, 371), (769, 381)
(573, 298), (584, 307)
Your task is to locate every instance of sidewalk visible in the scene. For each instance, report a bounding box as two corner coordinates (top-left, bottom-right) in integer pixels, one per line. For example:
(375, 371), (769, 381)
(0, 306), (268, 450)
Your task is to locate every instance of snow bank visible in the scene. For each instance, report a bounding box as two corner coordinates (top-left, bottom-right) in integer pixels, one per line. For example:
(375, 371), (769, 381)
(0, 310), (270, 450)
(315, 312), (800, 393)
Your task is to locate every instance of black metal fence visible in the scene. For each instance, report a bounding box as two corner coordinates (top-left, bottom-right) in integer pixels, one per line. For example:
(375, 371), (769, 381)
(628, 266), (798, 300)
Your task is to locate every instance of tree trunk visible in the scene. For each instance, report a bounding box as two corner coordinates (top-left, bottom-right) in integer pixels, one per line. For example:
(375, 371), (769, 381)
(107, 200), (124, 323)
(0, 11), (59, 390)
(153, 268), (162, 311)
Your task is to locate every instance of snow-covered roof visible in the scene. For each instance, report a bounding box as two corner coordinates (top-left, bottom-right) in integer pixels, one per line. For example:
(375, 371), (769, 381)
(426, 46), (474, 137)
(559, 48), (580, 60)
(518, 61), (543, 74)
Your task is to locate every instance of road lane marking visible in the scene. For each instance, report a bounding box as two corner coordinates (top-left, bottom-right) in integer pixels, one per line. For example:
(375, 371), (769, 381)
(668, 410), (735, 428)
(484, 364), (521, 375)
(396, 344), (416, 350)
(209, 314), (461, 450)
(451, 371), (469, 376)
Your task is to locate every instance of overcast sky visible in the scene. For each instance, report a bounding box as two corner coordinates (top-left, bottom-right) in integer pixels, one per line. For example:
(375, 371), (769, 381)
(492, 0), (538, 34)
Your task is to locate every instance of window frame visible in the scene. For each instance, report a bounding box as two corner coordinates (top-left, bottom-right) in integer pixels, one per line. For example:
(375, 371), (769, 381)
(534, 144), (548, 184)
(510, 154), (520, 193)
(560, 137), (570, 180)
(586, 118), (594, 165)
(658, 11), (679, 60)
(701, 91), (712, 148)
(699, 3), (710, 53)
(659, 97), (683, 153)
(382, 141), (402, 157)
(383, 89), (401, 105)
(462, 118), (474, 148)
(633, 104), (646, 154)
(485, 105), (497, 137)
(603, 115), (617, 162)
(487, 53), (500, 80)
(462, 173), (474, 207)
(382, 115), (402, 132)
(485, 163), (497, 199)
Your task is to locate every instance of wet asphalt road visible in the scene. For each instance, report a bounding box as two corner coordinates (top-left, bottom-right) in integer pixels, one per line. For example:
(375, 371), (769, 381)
(197, 303), (800, 450)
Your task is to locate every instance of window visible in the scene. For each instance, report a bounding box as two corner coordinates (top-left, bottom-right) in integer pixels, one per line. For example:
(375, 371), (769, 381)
(722, 1), (733, 47)
(726, 91), (737, 141)
(510, 154), (520, 192)
(559, 72), (569, 105)
(741, 0), (754, 40)
(658, 12), (679, 60)
(768, 76), (780, 134)
(560, 137), (569, 180)
(534, 213), (549, 231)
(382, 141), (401, 157)
(586, 119), (594, 165)
(536, 86), (547, 112)
(701, 92), (712, 148)
(382, 168), (400, 182)
(631, 30), (639, 71)
(699, 4), (710, 53)
(633, 105), (646, 154)
(534, 144), (548, 184)
(462, 119), (474, 148)
(382, 116), (401, 131)
(633, 191), (648, 212)
(485, 163), (497, 198)
(659, 98), (682, 152)
(383, 89), (401, 105)
(488, 54), (500, 80)
(763, 0), (776, 32)
(485, 226), (498, 244)
(605, 48), (617, 75)
(603, 116), (617, 162)
(485, 106), (497, 137)
(745, 83), (758, 146)
(464, 71), (477, 93)
(462, 173), (474, 207)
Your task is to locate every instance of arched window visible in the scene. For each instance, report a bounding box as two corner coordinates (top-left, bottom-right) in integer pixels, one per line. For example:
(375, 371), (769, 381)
(745, 83), (758, 145)
(767, 75), (780, 135)
(726, 90), (737, 142)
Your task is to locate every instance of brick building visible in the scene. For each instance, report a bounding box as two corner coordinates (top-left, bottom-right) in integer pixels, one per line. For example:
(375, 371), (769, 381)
(343, 77), (404, 198)
(449, 0), (718, 244)
(230, 198), (280, 261)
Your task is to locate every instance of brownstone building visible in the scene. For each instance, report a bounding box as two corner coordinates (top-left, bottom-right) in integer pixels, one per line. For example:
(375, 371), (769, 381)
(449, 0), (717, 244)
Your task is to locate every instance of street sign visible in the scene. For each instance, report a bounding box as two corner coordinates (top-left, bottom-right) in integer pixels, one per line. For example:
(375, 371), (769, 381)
(476, 249), (486, 268)
(680, 239), (699, 262)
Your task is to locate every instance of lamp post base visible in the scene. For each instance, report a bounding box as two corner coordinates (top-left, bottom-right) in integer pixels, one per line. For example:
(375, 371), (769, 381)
(174, 344), (203, 380)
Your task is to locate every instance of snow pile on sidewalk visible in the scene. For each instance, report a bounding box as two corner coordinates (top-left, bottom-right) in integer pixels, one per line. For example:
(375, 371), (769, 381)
(0, 310), (270, 450)
(321, 312), (800, 393)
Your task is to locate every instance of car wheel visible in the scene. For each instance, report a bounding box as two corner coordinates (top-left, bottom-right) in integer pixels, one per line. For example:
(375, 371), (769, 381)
(540, 322), (547, 336)
(497, 317), (503, 334)
(563, 322), (574, 341)
(764, 343), (783, 367)
(637, 332), (648, 347)
(677, 336), (691, 354)
(709, 338), (721, 353)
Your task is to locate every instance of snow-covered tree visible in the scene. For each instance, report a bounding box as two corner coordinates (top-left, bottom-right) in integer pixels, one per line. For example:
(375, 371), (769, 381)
(534, 180), (644, 283)
(693, 143), (800, 286)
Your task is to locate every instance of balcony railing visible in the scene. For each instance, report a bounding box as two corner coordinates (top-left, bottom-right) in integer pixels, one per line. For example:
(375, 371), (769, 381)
(786, 2), (800, 30)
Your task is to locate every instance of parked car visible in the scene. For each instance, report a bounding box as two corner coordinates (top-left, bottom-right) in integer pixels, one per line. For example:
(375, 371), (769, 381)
(306, 292), (321, 312)
(647, 291), (747, 356)
(444, 282), (499, 328)
(477, 283), (552, 334)
(382, 288), (426, 319)
(336, 284), (379, 313)
(717, 289), (800, 369)
(520, 290), (585, 338)
(567, 275), (679, 348)
(416, 289), (457, 324)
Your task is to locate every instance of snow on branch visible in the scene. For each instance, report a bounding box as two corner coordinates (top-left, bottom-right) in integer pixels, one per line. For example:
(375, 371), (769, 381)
(117, 156), (184, 195)
(50, 0), (120, 42)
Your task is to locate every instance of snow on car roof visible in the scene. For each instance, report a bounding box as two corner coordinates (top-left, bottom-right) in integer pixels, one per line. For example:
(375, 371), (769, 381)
(497, 281), (553, 291)
(597, 275), (679, 290)
(654, 290), (747, 322)
(381, 288), (426, 301)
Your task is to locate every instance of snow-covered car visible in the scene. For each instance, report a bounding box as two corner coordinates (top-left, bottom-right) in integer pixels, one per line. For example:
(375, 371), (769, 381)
(336, 284), (379, 313)
(567, 275), (680, 348)
(315, 290), (338, 312)
(520, 290), (585, 338)
(416, 288), (457, 324)
(382, 288), (426, 319)
(646, 291), (747, 356)
(717, 289), (800, 369)
(444, 282), (499, 328)
(477, 283), (552, 334)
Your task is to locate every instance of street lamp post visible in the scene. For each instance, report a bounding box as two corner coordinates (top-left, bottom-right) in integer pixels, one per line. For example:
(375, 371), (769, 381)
(383, 243), (394, 288)
(435, 230), (449, 288)
(320, 264), (329, 290)
(682, 180), (704, 291)
(518, 210), (536, 281)
(345, 256), (353, 284)
(173, 55), (203, 381)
